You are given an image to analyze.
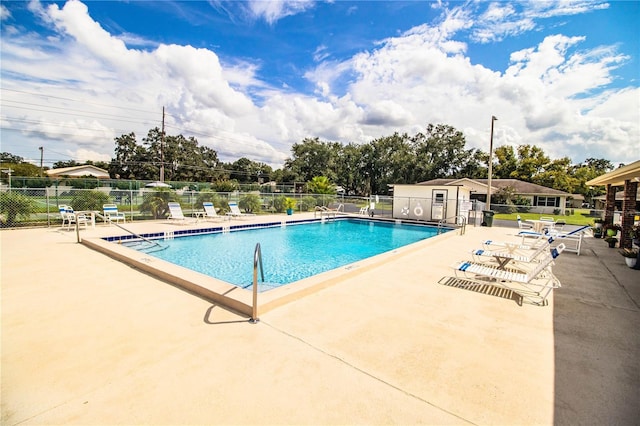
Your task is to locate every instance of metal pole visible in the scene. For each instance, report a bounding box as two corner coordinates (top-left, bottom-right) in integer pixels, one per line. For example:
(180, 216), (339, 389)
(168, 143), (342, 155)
(487, 116), (497, 210)
(160, 106), (165, 182)
(39, 147), (44, 177)
(250, 243), (263, 324)
(75, 212), (81, 243)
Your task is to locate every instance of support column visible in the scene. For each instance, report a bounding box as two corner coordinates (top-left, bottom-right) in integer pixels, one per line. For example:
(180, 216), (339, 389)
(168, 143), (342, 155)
(604, 184), (616, 226)
(620, 180), (638, 249)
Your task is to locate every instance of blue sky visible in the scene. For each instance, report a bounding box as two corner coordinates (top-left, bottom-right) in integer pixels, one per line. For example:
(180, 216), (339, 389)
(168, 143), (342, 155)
(1, 0), (638, 169)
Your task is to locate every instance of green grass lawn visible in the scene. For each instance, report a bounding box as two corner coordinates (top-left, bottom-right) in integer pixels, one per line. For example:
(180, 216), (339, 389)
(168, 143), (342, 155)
(493, 209), (600, 226)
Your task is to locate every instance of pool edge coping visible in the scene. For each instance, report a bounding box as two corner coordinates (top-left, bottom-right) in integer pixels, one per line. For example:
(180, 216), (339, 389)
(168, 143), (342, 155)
(81, 217), (459, 317)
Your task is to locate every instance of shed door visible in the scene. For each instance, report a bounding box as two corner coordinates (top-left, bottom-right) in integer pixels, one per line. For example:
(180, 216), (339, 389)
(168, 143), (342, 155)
(432, 190), (447, 220)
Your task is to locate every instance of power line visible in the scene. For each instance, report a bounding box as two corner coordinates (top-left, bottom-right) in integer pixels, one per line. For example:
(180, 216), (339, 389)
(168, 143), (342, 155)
(0, 89), (295, 158)
(1, 102), (159, 127)
(0, 88), (159, 115)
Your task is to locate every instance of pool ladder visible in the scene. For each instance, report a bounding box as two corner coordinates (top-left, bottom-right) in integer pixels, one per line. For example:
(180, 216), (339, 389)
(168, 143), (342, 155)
(250, 243), (264, 324)
(438, 215), (467, 235)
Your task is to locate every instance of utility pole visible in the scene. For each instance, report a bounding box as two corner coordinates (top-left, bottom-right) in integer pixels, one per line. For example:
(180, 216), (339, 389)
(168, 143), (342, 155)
(160, 106), (165, 182)
(487, 115), (498, 210)
(39, 146), (44, 176)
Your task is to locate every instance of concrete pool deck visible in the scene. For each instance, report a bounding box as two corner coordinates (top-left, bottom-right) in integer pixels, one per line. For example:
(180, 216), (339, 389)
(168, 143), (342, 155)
(2, 214), (639, 425)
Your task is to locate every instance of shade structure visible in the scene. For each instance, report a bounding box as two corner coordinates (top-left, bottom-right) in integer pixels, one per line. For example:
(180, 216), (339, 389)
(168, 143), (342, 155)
(586, 160), (640, 186)
(145, 181), (172, 188)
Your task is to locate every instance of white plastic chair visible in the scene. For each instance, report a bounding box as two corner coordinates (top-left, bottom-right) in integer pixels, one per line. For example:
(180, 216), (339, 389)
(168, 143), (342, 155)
(103, 204), (126, 225)
(59, 206), (89, 230)
(517, 215), (533, 230)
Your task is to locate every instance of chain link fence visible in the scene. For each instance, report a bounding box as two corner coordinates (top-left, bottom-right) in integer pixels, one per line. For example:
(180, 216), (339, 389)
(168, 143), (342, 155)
(1, 184), (620, 229)
(0, 186), (395, 228)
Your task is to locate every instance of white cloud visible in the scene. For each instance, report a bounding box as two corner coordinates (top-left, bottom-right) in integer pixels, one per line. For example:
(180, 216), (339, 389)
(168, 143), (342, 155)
(471, 1), (609, 43)
(0, 0), (636, 170)
(246, 0), (316, 24)
(1, 4), (11, 20)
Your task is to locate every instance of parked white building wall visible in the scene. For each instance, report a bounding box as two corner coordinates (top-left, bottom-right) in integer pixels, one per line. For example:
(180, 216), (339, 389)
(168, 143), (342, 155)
(392, 184), (472, 223)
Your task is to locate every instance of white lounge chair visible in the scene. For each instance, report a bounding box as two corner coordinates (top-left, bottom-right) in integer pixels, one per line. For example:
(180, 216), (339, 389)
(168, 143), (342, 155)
(168, 202), (192, 223)
(103, 204), (126, 225)
(203, 202), (228, 221)
(519, 225), (590, 256)
(226, 202), (255, 219)
(471, 238), (554, 268)
(483, 233), (555, 255)
(452, 244), (565, 306)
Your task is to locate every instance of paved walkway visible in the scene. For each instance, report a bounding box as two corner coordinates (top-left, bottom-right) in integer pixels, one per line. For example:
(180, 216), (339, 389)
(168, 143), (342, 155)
(1, 218), (639, 425)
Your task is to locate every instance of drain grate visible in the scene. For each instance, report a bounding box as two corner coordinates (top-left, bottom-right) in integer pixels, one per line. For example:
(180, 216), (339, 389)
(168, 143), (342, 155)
(438, 276), (524, 306)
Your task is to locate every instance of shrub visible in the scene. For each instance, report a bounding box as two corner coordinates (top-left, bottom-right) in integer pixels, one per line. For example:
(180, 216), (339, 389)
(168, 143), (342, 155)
(140, 189), (180, 219)
(210, 180), (239, 193)
(284, 197), (297, 210)
(195, 191), (227, 213)
(71, 190), (111, 211)
(239, 193), (261, 213)
(494, 202), (516, 214)
(272, 195), (287, 213)
(0, 192), (37, 226)
(299, 196), (317, 212)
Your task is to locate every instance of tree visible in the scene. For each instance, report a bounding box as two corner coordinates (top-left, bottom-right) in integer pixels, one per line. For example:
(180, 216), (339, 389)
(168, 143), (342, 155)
(334, 143), (368, 195)
(533, 157), (577, 193)
(227, 157), (266, 183)
(0, 152), (24, 163)
(584, 158), (614, 174)
(307, 176), (336, 194)
(370, 133), (414, 193)
(512, 145), (549, 181)
(284, 138), (340, 182)
(142, 127), (164, 181)
(52, 160), (80, 169)
(492, 146), (518, 179)
(0, 162), (41, 178)
(111, 132), (139, 179)
(412, 124), (474, 180)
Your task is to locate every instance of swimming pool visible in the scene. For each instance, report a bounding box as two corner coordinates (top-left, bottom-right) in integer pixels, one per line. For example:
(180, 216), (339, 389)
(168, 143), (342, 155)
(124, 218), (447, 291)
(83, 216), (455, 316)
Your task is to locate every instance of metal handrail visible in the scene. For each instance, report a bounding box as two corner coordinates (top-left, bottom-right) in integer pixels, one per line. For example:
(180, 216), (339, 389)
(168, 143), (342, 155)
(74, 211), (164, 249)
(250, 243), (264, 324)
(438, 215), (467, 235)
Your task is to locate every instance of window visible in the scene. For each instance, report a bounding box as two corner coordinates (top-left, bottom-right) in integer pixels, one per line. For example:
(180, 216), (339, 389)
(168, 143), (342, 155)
(535, 196), (559, 207)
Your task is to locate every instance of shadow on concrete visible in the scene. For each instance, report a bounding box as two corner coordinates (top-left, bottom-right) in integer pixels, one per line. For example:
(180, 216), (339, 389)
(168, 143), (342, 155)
(438, 276), (524, 306)
(551, 236), (640, 424)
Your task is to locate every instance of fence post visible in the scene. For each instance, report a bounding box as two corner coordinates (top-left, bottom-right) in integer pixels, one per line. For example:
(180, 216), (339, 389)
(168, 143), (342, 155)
(46, 190), (51, 227)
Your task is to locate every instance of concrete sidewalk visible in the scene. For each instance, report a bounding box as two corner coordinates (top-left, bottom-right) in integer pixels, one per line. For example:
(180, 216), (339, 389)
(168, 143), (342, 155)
(1, 221), (639, 425)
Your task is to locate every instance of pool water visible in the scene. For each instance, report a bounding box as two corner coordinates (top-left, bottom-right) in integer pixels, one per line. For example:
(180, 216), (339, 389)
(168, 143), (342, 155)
(125, 219), (446, 291)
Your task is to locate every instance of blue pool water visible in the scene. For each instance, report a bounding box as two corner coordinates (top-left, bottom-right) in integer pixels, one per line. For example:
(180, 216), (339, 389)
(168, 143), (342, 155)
(125, 219), (446, 291)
